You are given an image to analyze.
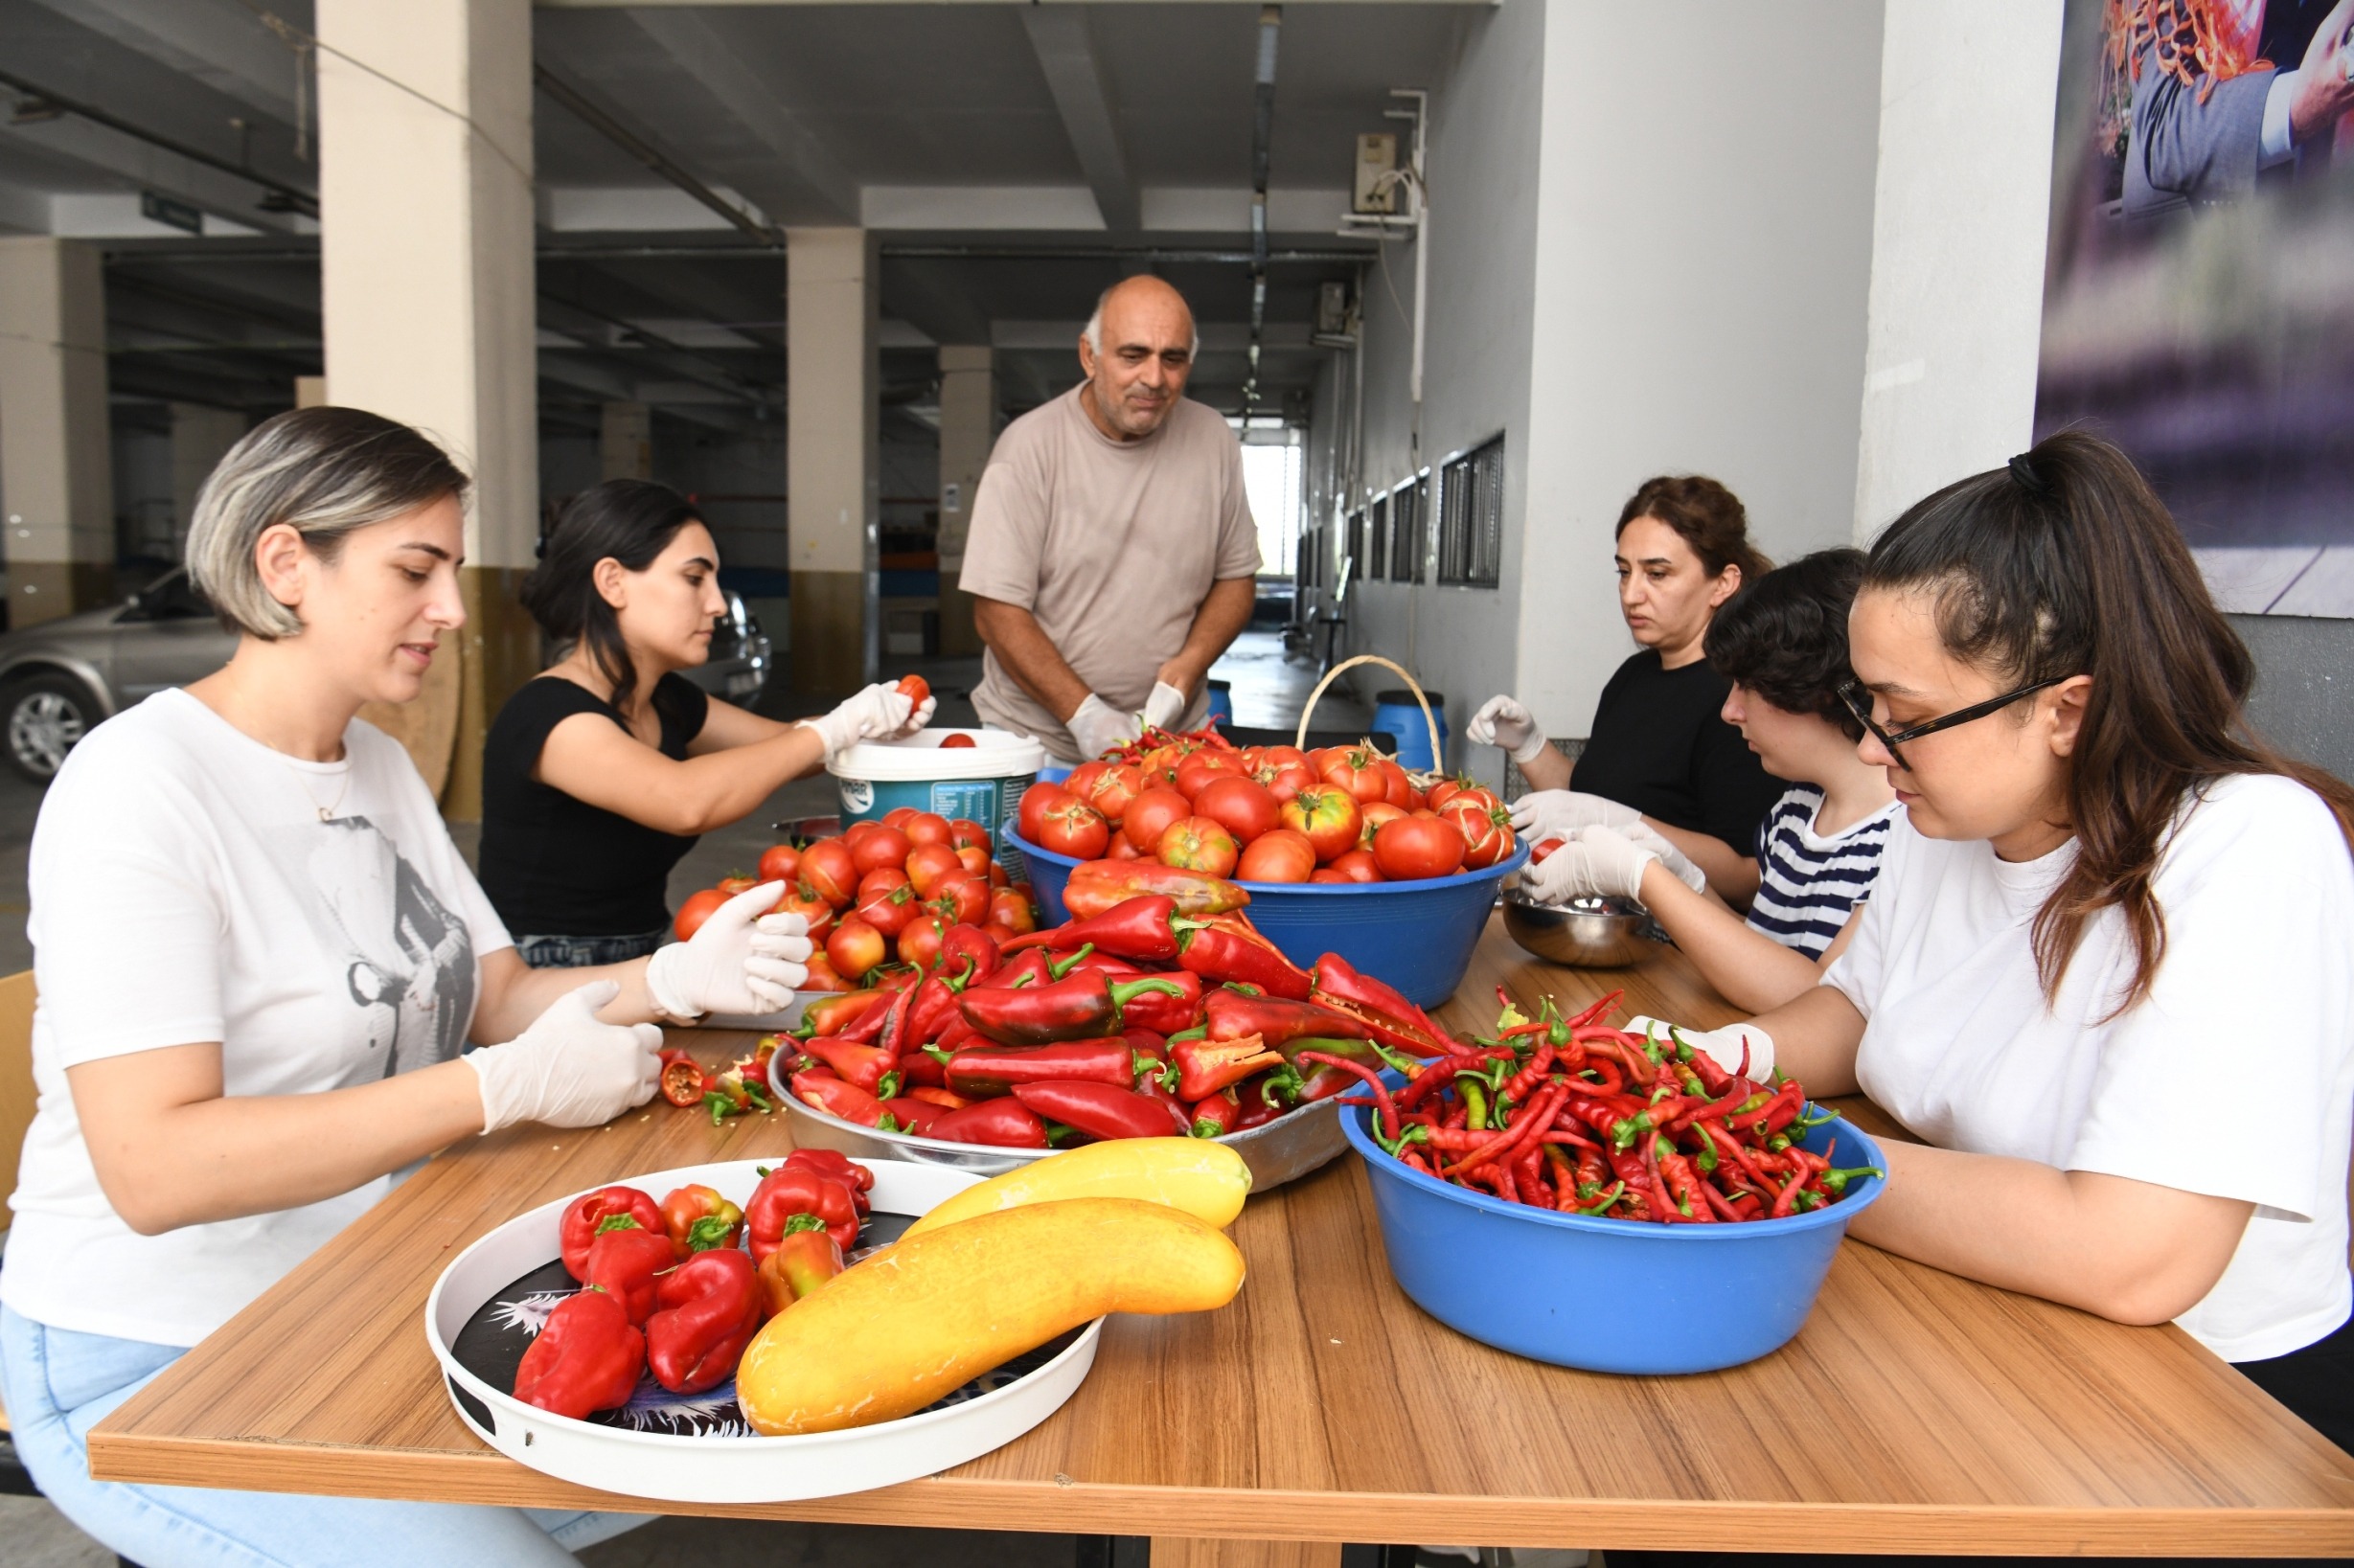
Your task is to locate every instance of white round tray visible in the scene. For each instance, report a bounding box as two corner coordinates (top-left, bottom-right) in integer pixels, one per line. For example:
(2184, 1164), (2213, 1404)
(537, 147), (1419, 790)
(424, 1158), (1103, 1503)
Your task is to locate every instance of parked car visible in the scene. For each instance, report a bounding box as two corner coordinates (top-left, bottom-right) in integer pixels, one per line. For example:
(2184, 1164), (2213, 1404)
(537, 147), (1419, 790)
(0, 572), (774, 784)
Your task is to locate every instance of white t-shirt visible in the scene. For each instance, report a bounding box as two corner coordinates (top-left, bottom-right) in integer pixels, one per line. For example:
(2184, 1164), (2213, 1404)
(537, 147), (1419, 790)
(3, 691), (512, 1347)
(1823, 776), (2354, 1362)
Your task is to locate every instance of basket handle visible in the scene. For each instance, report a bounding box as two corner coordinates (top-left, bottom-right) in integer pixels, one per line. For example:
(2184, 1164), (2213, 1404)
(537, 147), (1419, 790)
(1295, 653), (1442, 772)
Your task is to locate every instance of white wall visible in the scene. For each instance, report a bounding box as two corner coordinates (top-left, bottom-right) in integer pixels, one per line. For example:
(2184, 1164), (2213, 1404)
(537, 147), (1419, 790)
(1851, 1), (2064, 540)
(1512, 0), (1885, 748)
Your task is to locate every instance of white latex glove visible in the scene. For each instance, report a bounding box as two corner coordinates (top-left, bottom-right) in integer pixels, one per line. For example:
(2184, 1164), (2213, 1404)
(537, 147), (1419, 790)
(1466, 693), (1549, 765)
(1142, 680), (1189, 732)
(1066, 693), (1142, 761)
(1508, 788), (1643, 843)
(1625, 1014), (1777, 1082)
(800, 683), (927, 759)
(1520, 825), (1657, 904)
(1612, 822), (1708, 894)
(467, 980), (662, 1134)
(645, 883), (813, 1019)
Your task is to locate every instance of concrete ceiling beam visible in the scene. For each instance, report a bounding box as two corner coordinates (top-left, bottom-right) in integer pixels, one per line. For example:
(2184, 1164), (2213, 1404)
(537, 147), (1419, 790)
(21, 0), (304, 125)
(1019, 7), (1138, 233)
(0, 119), (309, 235)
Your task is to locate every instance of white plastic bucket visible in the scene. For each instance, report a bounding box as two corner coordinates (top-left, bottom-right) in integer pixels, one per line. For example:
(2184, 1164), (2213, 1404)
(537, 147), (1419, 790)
(826, 728), (1047, 876)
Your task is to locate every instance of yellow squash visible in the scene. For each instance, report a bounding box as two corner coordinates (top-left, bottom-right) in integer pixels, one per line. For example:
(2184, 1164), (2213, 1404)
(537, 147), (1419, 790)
(900, 1136), (1250, 1238)
(735, 1197), (1245, 1435)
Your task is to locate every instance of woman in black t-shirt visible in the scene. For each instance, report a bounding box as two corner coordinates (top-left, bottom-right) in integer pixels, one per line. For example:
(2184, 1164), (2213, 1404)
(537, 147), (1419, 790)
(1466, 475), (1784, 905)
(480, 482), (934, 966)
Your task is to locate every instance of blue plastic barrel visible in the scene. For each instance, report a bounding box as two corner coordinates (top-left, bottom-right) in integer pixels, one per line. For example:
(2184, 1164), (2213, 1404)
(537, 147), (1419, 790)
(1204, 679), (1234, 730)
(1371, 690), (1447, 772)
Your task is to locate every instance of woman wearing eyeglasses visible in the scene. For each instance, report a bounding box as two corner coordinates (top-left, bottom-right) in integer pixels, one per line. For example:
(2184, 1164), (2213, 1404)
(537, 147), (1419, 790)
(1645, 432), (2354, 1453)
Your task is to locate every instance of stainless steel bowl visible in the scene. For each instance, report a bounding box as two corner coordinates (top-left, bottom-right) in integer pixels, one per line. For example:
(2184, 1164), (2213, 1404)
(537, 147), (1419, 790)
(781, 1092), (1349, 1193)
(1500, 890), (1660, 968)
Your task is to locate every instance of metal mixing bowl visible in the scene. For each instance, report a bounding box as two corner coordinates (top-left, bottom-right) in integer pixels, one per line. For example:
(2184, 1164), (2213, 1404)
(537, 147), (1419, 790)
(1500, 890), (1660, 968)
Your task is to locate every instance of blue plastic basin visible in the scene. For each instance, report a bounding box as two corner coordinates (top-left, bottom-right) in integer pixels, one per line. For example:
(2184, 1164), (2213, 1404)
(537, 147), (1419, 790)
(1006, 830), (1527, 1009)
(1342, 1087), (1886, 1374)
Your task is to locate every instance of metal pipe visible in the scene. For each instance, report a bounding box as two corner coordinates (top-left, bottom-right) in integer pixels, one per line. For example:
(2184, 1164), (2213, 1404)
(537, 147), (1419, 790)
(532, 64), (781, 247)
(0, 67), (318, 217)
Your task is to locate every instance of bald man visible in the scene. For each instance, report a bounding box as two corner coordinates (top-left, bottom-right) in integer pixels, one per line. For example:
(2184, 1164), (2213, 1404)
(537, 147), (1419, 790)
(960, 277), (1261, 762)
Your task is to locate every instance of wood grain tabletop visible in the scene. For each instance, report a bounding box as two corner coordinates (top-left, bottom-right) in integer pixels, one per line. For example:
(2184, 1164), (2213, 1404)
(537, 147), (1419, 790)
(86, 915), (2354, 1560)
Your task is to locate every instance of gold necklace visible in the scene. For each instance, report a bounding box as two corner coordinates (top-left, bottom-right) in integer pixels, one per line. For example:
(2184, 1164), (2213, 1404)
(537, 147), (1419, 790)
(284, 756), (352, 822)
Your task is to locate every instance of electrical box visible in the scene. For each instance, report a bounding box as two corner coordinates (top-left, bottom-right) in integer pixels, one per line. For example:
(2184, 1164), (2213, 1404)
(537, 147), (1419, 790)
(1354, 133), (1397, 215)
(1314, 282), (1350, 337)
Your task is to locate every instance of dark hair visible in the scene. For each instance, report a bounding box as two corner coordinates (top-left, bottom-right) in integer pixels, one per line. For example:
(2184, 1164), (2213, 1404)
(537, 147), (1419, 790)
(1863, 430), (2354, 1014)
(1616, 474), (1771, 583)
(1705, 548), (1868, 738)
(519, 479), (705, 718)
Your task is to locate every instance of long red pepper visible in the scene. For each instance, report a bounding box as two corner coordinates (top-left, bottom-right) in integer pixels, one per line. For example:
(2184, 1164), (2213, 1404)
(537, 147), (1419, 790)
(999, 895), (1182, 960)
(957, 970), (1189, 1046)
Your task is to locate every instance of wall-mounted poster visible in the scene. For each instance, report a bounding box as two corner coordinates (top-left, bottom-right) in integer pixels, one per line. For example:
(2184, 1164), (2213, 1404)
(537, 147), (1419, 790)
(2037, 0), (2354, 616)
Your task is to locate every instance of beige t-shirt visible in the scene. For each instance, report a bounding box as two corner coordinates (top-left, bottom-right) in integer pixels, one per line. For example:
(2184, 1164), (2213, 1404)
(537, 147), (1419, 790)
(960, 385), (1261, 760)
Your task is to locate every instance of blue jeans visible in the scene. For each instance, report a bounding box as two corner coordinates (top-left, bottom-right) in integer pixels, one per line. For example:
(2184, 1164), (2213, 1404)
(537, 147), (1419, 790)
(0, 1305), (648, 1567)
(514, 927), (667, 968)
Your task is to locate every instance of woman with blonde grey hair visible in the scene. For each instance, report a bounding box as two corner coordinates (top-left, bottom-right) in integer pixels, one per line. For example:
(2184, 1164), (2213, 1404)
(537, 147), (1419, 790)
(0, 407), (808, 1564)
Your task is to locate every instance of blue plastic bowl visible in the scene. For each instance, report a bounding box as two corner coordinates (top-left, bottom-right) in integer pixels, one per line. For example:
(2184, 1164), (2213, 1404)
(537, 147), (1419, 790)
(1341, 1087), (1886, 1374)
(1007, 830), (1529, 1009)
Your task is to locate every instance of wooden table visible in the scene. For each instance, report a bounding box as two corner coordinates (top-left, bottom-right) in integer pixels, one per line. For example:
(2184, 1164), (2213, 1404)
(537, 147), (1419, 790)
(89, 917), (2354, 1563)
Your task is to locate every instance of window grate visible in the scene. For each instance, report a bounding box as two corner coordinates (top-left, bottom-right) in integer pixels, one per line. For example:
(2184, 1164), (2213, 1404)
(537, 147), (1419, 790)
(1365, 491), (1388, 581)
(1435, 435), (1505, 588)
(1387, 472), (1428, 584)
(1344, 507), (1364, 583)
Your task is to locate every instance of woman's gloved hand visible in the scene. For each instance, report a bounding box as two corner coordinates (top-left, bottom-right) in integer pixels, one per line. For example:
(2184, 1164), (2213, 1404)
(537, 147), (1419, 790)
(1624, 1015), (1777, 1081)
(802, 683), (933, 759)
(468, 980), (662, 1134)
(1520, 824), (1703, 905)
(1508, 789), (1643, 844)
(1613, 823), (1708, 894)
(1067, 693), (1142, 761)
(1465, 693), (1550, 765)
(644, 883), (813, 1019)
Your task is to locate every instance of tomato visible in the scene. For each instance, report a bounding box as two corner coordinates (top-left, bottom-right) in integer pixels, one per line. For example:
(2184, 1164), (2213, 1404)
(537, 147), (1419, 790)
(1372, 815), (1466, 881)
(930, 871), (992, 926)
(1314, 747), (1390, 806)
(1039, 795), (1111, 859)
(1252, 760), (1314, 804)
(850, 826), (911, 876)
(773, 883), (835, 942)
(939, 733), (976, 748)
(1325, 849), (1383, 883)
(1156, 816), (1240, 877)
(857, 865), (909, 898)
(1122, 786), (1193, 852)
(1279, 785), (1362, 864)
(800, 953), (851, 992)
(905, 842), (963, 898)
(842, 820), (880, 852)
(903, 811), (952, 849)
(673, 887), (728, 942)
(987, 858), (1009, 887)
(1309, 868), (1354, 884)
(1357, 800), (1406, 851)
(1174, 750), (1246, 802)
(1084, 761), (1147, 826)
(856, 880), (917, 938)
(1530, 836), (1566, 864)
(1258, 744), (1312, 771)
(948, 818), (991, 852)
(896, 673), (931, 707)
(1379, 760), (1414, 808)
(897, 913), (949, 971)
(1107, 834), (1143, 860)
(827, 918), (886, 981)
(1192, 776), (1281, 844)
(717, 875), (758, 897)
(1065, 761), (1110, 801)
(1018, 782), (1074, 842)
(800, 839), (859, 907)
(1440, 797), (1514, 869)
(1236, 827), (1316, 883)
(881, 807), (918, 829)
(987, 886), (1039, 934)
(756, 843), (801, 885)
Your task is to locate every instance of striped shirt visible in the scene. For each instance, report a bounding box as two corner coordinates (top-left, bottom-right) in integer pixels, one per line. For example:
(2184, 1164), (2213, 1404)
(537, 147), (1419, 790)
(1746, 786), (1897, 957)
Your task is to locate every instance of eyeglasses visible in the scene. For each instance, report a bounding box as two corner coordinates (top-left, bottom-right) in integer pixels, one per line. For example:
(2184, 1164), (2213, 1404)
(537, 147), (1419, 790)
(1836, 676), (2064, 771)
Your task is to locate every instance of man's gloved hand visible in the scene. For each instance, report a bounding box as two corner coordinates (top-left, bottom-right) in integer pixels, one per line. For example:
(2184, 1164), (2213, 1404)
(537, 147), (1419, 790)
(1624, 1014), (1776, 1081)
(1520, 824), (1671, 905)
(1613, 822), (1708, 894)
(801, 683), (931, 759)
(1143, 680), (1189, 732)
(1465, 693), (1550, 765)
(1067, 693), (1143, 761)
(1508, 789), (1643, 844)
(468, 980), (662, 1134)
(645, 883), (813, 1019)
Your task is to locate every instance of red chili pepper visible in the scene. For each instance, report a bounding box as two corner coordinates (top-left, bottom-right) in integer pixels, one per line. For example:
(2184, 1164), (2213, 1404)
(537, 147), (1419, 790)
(938, 922), (1002, 984)
(1187, 1086), (1242, 1138)
(1231, 1075), (1283, 1130)
(559, 1185), (663, 1280)
(1656, 1145), (1716, 1222)
(1115, 969), (1202, 1034)
(658, 1184), (744, 1258)
(795, 1034), (896, 1093)
(789, 1069), (895, 1129)
(880, 1095), (946, 1135)
(1062, 861), (1249, 920)
(745, 1164), (860, 1259)
(1309, 953), (1455, 1057)
(579, 1222), (676, 1325)
(999, 895), (1182, 961)
(1174, 916), (1314, 1000)
(1291, 1049), (1405, 1141)
(974, 948), (1052, 990)
(793, 989), (887, 1039)
(756, 1224), (845, 1316)
(656, 1051), (708, 1110)
(1011, 1079), (1188, 1141)
(514, 1287), (644, 1420)
(1444, 1082), (1567, 1178)
(1171, 1033), (1283, 1101)
(939, 1038), (1144, 1098)
(926, 1096), (1051, 1148)
(645, 1247), (763, 1395)
(1201, 988), (1369, 1048)
(957, 970), (1191, 1046)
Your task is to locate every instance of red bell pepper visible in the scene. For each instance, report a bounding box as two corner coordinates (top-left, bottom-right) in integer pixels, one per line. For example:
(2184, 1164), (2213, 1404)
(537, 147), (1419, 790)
(926, 1097), (1051, 1148)
(560, 1186), (664, 1280)
(514, 1287), (644, 1420)
(793, 989), (887, 1039)
(796, 1033), (896, 1094)
(645, 1247), (763, 1395)
(1174, 915), (1313, 1001)
(1309, 953), (1456, 1057)
(659, 1183), (744, 1259)
(938, 1038), (1139, 1098)
(580, 1221), (677, 1325)
(1063, 861), (1250, 919)
(790, 1068), (896, 1129)
(999, 895), (1182, 961)
(938, 922), (1002, 984)
(1012, 1079), (1188, 1141)
(1187, 1086), (1242, 1138)
(1171, 1033), (1283, 1101)
(958, 971), (1192, 1046)
(746, 1164), (860, 1259)
(1119, 970), (1203, 1033)
(779, 1148), (874, 1213)
(756, 1224), (845, 1316)
(1202, 989), (1368, 1050)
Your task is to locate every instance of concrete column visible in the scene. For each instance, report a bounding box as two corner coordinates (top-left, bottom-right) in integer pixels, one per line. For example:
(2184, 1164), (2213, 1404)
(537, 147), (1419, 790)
(0, 238), (114, 626)
(600, 400), (651, 482)
(294, 375), (328, 409)
(170, 404), (246, 557)
(787, 227), (879, 693)
(317, 0), (538, 814)
(935, 344), (994, 657)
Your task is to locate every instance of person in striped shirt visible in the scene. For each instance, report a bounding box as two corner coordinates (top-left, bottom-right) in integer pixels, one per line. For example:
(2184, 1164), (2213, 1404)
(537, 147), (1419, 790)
(1521, 549), (1895, 1011)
